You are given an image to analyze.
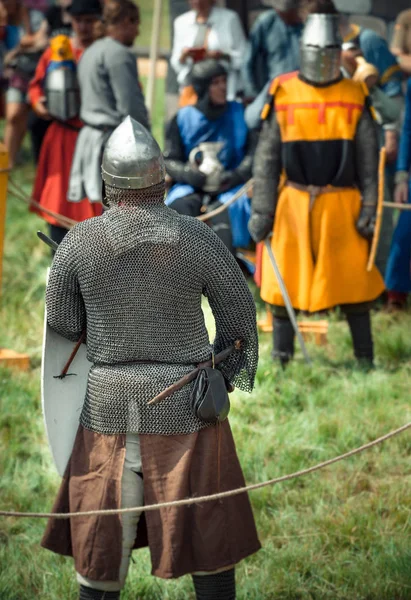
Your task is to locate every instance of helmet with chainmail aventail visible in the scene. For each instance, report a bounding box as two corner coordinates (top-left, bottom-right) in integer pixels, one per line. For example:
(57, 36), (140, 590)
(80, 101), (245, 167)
(102, 116), (166, 206)
(300, 13), (342, 85)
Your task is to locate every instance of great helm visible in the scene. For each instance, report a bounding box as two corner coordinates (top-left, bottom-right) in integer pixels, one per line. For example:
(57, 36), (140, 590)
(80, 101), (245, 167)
(101, 116), (166, 190)
(300, 14), (342, 85)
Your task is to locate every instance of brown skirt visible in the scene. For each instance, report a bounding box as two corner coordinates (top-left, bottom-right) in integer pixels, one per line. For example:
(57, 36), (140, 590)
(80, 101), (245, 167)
(41, 421), (261, 581)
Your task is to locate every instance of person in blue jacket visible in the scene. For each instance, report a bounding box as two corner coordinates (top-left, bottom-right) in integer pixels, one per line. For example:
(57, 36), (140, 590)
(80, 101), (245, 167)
(340, 17), (404, 174)
(242, 0), (303, 99)
(164, 59), (255, 257)
(385, 78), (411, 310)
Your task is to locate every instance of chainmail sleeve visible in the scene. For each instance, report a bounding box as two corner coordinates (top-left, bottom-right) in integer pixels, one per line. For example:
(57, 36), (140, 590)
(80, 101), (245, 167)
(252, 107), (282, 217)
(46, 227), (86, 342)
(249, 107), (282, 242)
(354, 108), (379, 208)
(196, 220), (258, 392)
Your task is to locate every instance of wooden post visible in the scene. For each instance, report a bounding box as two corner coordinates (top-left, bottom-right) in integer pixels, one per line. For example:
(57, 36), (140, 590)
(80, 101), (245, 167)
(146, 0), (163, 118)
(0, 142), (8, 293)
(0, 142), (30, 371)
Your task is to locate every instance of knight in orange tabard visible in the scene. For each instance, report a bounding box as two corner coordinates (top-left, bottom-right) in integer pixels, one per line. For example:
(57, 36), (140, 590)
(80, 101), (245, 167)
(249, 13), (384, 367)
(28, 0), (103, 245)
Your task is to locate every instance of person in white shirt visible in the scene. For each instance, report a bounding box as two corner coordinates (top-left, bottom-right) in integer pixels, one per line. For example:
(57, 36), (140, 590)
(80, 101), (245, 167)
(170, 0), (247, 105)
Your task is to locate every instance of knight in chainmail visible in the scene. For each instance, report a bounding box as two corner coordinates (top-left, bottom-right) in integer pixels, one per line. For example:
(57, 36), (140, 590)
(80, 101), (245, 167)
(42, 116), (260, 600)
(250, 13), (385, 367)
(164, 59), (256, 259)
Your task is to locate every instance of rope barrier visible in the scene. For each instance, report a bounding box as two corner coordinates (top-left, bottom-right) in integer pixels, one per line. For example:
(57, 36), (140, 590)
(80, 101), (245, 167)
(8, 178), (78, 229)
(7, 174), (254, 228)
(197, 179), (253, 222)
(383, 201), (411, 211)
(0, 421), (409, 519)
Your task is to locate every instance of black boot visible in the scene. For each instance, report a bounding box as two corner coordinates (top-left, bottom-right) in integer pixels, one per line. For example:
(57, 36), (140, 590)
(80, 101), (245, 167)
(345, 311), (374, 368)
(79, 585), (120, 600)
(273, 316), (295, 367)
(192, 568), (236, 600)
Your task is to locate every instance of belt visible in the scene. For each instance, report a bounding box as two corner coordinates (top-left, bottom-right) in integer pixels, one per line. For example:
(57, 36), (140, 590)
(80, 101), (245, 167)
(54, 119), (81, 132)
(286, 181), (356, 210)
(82, 121), (115, 133)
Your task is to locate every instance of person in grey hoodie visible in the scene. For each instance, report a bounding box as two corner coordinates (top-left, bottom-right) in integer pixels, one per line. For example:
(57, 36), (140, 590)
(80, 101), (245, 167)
(68, 0), (149, 204)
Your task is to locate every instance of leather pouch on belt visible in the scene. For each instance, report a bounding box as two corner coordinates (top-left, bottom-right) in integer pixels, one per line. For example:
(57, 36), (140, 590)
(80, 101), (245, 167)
(190, 367), (230, 423)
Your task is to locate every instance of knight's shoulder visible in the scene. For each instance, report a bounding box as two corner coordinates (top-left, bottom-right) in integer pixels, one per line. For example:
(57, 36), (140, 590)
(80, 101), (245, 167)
(178, 105), (200, 119)
(340, 77), (368, 98)
(66, 214), (104, 243)
(274, 71), (299, 90)
(178, 214), (220, 244)
(260, 72), (299, 121)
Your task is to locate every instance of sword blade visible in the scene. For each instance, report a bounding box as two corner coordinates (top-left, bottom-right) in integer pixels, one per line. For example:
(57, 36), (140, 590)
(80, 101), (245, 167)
(264, 238), (312, 365)
(37, 230), (59, 252)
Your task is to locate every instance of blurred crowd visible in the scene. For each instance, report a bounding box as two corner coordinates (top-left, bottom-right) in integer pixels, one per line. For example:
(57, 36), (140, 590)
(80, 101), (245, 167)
(3, 0), (411, 312)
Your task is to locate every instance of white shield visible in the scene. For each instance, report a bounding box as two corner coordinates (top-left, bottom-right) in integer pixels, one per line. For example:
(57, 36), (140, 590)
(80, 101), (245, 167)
(41, 296), (91, 477)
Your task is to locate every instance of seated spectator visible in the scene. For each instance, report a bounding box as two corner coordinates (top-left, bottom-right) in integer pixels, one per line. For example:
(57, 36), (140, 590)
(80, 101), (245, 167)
(242, 0), (303, 100)
(164, 60), (255, 256)
(28, 0), (102, 245)
(170, 0), (247, 106)
(390, 8), (411, 75)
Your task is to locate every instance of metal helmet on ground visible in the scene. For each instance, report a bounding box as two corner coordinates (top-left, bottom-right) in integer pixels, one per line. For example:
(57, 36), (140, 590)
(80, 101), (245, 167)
(300, 13), (342, 85)
(102, 116), (166, 191)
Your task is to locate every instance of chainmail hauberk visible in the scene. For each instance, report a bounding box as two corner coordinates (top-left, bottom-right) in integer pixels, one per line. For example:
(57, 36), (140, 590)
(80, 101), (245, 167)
(46, 182), (258, 436)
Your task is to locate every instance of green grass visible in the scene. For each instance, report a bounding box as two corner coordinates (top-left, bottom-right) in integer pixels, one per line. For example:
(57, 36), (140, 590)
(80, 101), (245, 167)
(1, 162), (411, 599)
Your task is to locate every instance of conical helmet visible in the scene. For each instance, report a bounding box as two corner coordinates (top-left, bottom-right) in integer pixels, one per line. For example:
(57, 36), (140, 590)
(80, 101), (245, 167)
(102, 116), (166, 190)
(300, 14), (342, 85)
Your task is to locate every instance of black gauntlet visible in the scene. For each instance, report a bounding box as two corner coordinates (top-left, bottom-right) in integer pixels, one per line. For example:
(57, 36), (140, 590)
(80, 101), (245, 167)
(354, 107), (379, 242)
(356, 203), (376, 240)
(248, 212), (274, 243)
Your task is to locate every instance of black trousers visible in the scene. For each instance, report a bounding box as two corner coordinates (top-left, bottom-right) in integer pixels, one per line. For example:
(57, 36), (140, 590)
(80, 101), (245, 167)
(272, 303), (374, 365)
(170, 193), (234, 255)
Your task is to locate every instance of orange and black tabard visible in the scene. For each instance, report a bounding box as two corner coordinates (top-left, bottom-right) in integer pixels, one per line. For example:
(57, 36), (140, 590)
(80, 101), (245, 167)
(260, 72), (384, 313)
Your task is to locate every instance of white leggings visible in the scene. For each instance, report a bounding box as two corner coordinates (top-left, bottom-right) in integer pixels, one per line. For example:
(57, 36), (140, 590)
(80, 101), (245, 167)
(76, 434), (144, 592)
